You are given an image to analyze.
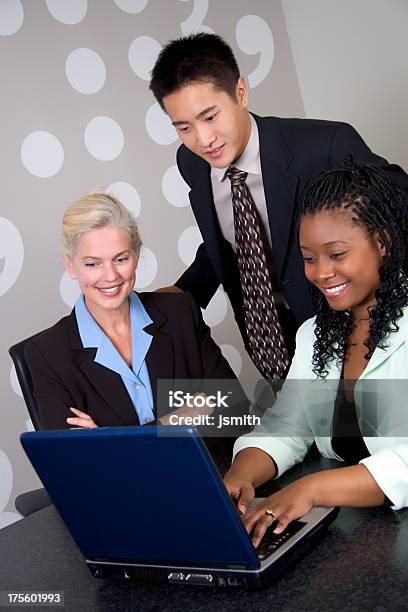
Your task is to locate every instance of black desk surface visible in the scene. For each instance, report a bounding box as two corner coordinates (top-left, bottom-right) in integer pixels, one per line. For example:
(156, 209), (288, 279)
(1, 449), (408, 612)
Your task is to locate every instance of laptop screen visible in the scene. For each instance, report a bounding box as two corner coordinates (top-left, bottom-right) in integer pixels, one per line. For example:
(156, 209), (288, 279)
(21, 426), (260, 569)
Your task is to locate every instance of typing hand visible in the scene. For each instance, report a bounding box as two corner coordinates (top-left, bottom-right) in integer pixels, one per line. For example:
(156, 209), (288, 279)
(223, 475), (255, 516)
(66, 407), (98, 429)
(242, 477), (316, 548)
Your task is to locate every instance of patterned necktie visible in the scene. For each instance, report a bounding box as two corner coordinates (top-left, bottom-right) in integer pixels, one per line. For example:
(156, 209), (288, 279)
(225, 166), (289, 380)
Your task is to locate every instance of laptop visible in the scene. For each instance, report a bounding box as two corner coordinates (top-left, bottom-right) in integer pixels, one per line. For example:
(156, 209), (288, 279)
(20, 426), (338, 590)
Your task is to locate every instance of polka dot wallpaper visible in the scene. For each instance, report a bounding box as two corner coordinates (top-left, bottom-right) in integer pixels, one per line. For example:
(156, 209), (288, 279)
(1, 0), (304, 522)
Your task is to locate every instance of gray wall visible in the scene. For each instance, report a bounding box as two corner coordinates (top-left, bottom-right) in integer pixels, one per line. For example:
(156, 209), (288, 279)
(0, 0), (407, 527)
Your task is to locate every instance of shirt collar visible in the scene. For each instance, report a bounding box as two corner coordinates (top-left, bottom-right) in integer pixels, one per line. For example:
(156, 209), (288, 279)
(74, 292), (153, 378)
(75, 294), (104, 349)
(129, 291), (153, 375)
(212, 114), (261, 183)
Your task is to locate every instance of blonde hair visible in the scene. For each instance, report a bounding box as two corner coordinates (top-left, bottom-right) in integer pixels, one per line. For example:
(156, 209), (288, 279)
(62, 192), (142, 259)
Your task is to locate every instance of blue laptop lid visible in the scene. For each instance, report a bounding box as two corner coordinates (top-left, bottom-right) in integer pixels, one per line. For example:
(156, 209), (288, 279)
(20, 427), (260, 569)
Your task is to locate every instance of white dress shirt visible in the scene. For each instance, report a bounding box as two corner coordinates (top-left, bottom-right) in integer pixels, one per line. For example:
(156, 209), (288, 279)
(211, 114), (272, 251)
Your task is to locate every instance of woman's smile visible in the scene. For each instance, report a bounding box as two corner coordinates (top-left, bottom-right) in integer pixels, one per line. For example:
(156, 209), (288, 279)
(319, 281), (350, 299)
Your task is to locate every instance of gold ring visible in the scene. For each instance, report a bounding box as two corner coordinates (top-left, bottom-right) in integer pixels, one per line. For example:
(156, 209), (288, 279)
(265, 508), (278, 519)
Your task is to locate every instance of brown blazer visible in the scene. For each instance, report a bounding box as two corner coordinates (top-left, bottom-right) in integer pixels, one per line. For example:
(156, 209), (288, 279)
(25, 292), (249, 433)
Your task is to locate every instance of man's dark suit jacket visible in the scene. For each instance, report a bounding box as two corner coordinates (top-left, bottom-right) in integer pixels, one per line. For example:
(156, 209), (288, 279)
(25, 292), (248, 433)
(175, 114), (408, 353)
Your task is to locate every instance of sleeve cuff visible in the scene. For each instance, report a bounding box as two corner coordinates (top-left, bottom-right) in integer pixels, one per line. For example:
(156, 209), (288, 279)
(360, 444), (408, 509)
(232, 434), (308, 478)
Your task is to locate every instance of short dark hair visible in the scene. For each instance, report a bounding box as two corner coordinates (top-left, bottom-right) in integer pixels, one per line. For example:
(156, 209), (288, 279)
(150, 33), (240, 110)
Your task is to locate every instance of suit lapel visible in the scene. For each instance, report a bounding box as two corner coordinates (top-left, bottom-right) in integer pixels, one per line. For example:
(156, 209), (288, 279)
(255, 114), (299, 276)
(79, 352), (140, 425)
(67, 311), (140, 425)
(138, 295), (175, 414)
(362, 311), (408, 377)
(322, 308), (408, 380)
(188, 158), (229, 284)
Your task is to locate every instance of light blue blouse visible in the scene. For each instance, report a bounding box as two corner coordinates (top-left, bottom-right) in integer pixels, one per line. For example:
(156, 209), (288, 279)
(74, 292), (155, 424)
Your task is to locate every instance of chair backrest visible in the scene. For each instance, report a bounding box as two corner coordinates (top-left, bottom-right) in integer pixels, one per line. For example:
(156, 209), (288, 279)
(9, 332), (53, 516)
(8, 331), (47, 431)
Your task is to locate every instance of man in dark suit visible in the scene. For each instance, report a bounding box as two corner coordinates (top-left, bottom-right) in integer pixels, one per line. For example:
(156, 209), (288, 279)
(150, 33), (408, 378)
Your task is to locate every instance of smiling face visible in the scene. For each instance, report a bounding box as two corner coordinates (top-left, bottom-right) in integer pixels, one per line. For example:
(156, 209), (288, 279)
(63, 226), (138, 320)
(299, 208), (385, 319)
(162, 78), (251, 169)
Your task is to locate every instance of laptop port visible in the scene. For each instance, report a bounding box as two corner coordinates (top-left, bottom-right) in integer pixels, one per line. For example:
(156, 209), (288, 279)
(168, 572), (185, 583)
(185, 573), (214, 586)
(227, 576), (243, 586)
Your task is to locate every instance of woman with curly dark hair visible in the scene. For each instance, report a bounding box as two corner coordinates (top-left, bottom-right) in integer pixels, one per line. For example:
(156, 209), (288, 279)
(224, 159), (408, 546)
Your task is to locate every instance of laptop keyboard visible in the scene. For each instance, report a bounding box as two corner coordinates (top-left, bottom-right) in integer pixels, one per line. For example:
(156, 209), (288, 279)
(257, 520), (305, 561)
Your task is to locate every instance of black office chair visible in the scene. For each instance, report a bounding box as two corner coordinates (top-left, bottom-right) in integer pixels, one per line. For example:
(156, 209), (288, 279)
(9, 332), (52, 516)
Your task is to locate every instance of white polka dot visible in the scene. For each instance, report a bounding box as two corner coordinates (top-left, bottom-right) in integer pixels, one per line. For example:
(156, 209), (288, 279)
(0, 449), (21, 527)
(0, 217), (24, 297)
(145, 102), (178, 145)
(46, 0), (87, 25)
(128, 36), (161, 81)
(202, 287), (228, 327)
(113, 0), (148, 14)
(236, 15), (274, 89)
(59, 271), (81, 308)
(193, 24), (214, 34)
(135, 246), (158, 289)
(179, 0), (209, 36)
(177, 226), (203, 266)
(84, 116), (124, 162)
(162, 165), (190, 208)
(106, 182), (141, 217)
(220, 344), (242, 376)
(0, 511), (21, 527)
(0, 0), (24, 36)
(21, 131), (64, 178)
(65, 48), (106, 95)
(0, 450), (12, 510)
(10, 365), (23, 398)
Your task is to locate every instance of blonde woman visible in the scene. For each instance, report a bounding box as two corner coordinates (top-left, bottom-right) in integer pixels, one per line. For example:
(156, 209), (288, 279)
(26, 193), (247, 437)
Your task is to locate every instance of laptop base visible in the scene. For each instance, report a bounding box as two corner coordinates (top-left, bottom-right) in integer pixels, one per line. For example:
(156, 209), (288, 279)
(87, 508), (338, 590)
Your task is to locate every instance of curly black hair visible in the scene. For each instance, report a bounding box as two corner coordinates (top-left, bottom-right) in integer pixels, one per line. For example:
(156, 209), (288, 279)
(298, 157), (408, 378)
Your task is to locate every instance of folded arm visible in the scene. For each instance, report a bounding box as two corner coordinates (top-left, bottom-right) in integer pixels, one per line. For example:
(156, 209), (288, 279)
(25, 340), (94, 429)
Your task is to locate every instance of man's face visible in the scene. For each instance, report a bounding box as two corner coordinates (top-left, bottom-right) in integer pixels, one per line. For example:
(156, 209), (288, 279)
(162, 78), (251, 169)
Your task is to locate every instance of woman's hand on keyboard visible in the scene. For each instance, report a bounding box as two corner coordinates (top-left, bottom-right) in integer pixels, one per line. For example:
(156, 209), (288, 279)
(243, 476), (317, 548)
(224, 448), (277, 515)
(224, 475), (255, 515)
